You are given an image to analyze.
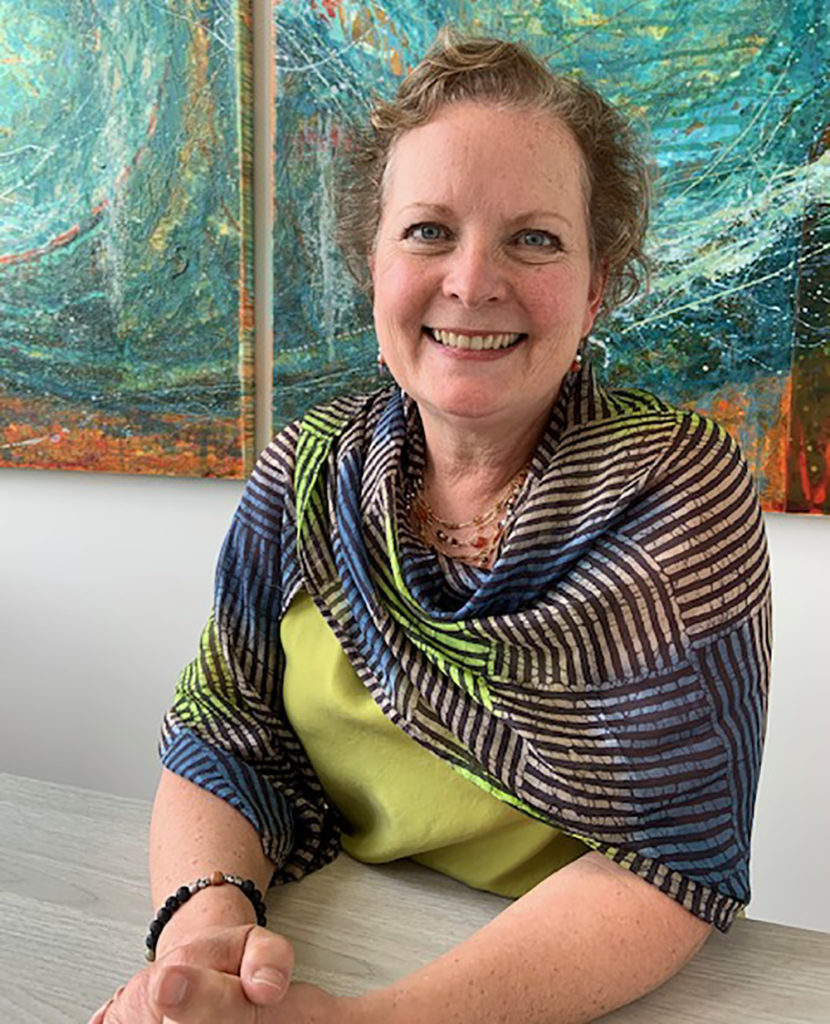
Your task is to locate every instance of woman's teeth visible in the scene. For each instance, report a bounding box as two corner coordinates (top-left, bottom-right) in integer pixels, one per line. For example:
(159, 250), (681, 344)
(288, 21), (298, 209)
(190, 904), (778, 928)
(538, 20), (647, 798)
(429, 328), (523, 350)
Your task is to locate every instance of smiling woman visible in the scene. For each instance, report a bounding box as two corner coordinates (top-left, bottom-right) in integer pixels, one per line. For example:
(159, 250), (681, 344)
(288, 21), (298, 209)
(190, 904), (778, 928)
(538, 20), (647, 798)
(96, 28), (771, 1024)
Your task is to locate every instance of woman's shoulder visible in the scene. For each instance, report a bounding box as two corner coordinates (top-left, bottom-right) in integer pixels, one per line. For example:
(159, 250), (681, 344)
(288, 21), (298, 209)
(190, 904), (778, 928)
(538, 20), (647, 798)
(595, 379), (720, 427)
(585, 379), (740, 466)
(558, 376), (760, 539)
(251, 385), (397, 490)
(297, 384), (396, 442)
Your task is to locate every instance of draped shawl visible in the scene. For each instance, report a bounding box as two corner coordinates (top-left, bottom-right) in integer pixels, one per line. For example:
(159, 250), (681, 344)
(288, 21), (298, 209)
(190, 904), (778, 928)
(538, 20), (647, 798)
(161, 366), (771, 932)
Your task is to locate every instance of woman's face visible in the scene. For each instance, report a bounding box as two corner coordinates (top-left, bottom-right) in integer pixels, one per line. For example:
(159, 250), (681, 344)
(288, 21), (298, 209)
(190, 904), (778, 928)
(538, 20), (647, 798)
(370, 101), (603, 434)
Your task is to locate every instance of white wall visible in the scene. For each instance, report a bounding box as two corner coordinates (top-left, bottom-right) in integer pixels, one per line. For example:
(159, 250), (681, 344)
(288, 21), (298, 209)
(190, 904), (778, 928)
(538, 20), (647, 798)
(745, 513), (830, 932)
(0, 469), (242, 796)
(2, 0), (828, 934)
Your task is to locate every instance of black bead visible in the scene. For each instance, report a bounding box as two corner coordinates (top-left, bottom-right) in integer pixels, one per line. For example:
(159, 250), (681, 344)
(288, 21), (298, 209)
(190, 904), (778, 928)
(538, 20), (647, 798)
(157, 907), (172, 925)
(241, 880), (255, 896)
(165, 895), (180, 911)
(149, 919), (163, 937)
(176, 886), (192, 903)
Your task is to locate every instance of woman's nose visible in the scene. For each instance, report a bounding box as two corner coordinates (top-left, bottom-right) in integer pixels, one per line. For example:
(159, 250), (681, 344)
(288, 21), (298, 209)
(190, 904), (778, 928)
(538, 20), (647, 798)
(441, 243), (508, 307)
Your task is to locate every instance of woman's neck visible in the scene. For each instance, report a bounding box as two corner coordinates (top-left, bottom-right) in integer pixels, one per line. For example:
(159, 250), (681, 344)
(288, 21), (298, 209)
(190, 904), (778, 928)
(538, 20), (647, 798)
(417, 404), (550, 524)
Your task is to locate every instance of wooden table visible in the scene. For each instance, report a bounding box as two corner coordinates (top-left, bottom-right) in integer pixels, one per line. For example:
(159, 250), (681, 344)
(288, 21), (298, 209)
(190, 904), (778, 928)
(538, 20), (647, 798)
(1, 773), (828, 1023)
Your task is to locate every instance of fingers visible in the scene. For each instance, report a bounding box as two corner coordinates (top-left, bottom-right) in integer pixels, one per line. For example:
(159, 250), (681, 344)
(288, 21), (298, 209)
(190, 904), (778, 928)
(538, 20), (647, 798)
(239, 927), (295, 1005)
(87, 996), (114, 1024)
(150, 928), (295, 1021)
(95, 973), (163, 1024)
(88, 985), (126, 1024)
(89, 925), (295, 1023)
(150, 962), (284, 1023)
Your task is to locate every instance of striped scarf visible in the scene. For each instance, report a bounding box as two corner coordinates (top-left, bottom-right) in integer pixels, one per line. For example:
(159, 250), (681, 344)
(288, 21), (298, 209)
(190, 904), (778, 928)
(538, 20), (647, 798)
(161, 365), (771, 931)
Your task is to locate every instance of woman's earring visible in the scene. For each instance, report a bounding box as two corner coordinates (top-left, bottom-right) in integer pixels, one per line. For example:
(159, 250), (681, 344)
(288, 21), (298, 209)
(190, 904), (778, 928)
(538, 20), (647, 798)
(377, 349), (387, 376)
(570, 348), (584, 374)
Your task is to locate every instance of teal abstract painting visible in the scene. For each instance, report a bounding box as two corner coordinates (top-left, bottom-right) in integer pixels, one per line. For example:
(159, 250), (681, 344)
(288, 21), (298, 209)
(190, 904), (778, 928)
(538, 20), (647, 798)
(273, 0), (828, 513)
(0, 0), (255, 477)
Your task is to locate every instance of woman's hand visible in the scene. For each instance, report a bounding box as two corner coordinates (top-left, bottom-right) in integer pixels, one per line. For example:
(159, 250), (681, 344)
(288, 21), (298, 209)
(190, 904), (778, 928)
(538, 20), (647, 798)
(87, 923), (333, 1023)
(121, 975), (346, 1024)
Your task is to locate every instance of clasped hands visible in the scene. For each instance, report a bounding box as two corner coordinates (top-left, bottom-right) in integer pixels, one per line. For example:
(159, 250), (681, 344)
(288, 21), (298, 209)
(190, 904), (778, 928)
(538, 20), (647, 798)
(89, 924), (358, 1023)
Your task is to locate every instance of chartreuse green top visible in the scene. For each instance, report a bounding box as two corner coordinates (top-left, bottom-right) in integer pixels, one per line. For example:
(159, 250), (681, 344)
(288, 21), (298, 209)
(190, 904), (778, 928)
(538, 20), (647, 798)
(281, 591), (589, 898)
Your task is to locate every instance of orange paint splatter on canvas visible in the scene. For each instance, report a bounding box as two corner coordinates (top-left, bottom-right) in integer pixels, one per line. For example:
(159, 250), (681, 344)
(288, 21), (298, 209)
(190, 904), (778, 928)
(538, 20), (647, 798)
(0, 396), (244, 478)
(686, 374), (791, 512)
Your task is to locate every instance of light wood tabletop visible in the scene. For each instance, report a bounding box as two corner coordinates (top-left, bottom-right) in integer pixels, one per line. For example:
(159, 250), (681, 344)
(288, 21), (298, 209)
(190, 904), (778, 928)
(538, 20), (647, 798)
(1, 773), (828, 1023)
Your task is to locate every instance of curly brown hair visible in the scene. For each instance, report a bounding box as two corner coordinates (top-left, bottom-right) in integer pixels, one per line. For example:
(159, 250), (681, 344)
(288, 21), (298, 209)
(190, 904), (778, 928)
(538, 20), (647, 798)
(336, 27), (651, 317)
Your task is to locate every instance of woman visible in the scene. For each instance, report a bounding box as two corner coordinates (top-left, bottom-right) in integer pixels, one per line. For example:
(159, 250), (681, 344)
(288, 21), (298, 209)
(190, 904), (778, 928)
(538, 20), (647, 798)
(92, 29), (771, 1024)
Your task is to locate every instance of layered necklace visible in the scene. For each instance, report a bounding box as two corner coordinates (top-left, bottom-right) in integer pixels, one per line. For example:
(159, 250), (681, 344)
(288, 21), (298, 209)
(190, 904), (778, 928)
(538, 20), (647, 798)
(408, 464), (529, 568)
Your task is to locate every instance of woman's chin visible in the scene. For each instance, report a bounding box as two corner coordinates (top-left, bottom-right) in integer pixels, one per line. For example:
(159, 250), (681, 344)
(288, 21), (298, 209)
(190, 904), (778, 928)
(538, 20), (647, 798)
(416, 387), (519, 425)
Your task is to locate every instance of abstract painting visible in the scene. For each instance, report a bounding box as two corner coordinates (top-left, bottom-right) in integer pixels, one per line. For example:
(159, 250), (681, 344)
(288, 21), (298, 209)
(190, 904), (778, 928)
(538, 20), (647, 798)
(273, 0), (828, 513)
(0, 0), (255, 477)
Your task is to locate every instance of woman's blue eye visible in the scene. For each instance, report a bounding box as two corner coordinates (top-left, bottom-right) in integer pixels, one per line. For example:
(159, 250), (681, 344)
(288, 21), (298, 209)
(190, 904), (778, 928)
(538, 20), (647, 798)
(408, 223), (445, 241)
(519, 230), (555, 247)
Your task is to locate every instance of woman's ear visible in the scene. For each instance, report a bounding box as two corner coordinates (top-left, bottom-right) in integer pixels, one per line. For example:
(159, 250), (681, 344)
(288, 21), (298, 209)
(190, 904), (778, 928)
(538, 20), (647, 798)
(582, 266), (607, 336)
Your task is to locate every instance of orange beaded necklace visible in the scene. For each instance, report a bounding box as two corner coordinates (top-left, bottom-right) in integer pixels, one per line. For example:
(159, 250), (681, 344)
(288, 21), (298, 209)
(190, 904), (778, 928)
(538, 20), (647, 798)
(410, 465), (529, 568)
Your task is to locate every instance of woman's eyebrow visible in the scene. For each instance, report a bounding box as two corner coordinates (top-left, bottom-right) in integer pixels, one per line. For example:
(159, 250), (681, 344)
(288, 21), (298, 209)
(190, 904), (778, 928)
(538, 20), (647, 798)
(398, 202), (455, 217)
(508, 209), (573, 229)
(397, 203), (573, 230)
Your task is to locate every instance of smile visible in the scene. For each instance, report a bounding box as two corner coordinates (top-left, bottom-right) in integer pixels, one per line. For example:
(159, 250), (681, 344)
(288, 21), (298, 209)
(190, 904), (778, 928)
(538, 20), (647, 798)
(425, 327), (525, 351)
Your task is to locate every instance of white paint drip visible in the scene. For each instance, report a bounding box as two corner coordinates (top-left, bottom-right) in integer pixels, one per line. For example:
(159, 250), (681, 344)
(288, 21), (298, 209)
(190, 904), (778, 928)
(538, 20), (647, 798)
(316, 112), (337, 363)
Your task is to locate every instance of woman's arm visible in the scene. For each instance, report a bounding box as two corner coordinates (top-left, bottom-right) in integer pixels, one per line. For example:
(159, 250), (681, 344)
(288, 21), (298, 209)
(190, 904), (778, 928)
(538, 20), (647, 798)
(352, 851), (712, 1024)
(136, 847), (712, 1024)
(148, 768), (276, 957)
(89, 770), (295, 1022)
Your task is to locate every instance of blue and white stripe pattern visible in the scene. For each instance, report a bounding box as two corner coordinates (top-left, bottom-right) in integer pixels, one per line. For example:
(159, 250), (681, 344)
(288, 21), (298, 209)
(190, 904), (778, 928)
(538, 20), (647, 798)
(161, 365), (771, 931)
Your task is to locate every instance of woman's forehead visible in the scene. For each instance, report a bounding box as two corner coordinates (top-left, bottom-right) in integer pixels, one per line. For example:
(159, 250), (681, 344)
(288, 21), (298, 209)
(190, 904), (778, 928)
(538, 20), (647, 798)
(380, 102), (590, 217)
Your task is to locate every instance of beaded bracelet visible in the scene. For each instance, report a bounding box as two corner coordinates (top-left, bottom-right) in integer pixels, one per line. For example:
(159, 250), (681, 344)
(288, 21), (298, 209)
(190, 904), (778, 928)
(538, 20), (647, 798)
(144, 870), (267, 961)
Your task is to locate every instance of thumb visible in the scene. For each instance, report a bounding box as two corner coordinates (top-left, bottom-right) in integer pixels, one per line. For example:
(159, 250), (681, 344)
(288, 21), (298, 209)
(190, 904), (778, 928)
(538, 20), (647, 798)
(151, 963), (259, 1023)
(239, 926), (295, 1006)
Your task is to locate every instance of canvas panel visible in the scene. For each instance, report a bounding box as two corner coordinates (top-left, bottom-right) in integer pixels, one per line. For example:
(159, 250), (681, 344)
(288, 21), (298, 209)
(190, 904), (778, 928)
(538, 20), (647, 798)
(0, 0), (255, 478)
(272, 0), (828, 513)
